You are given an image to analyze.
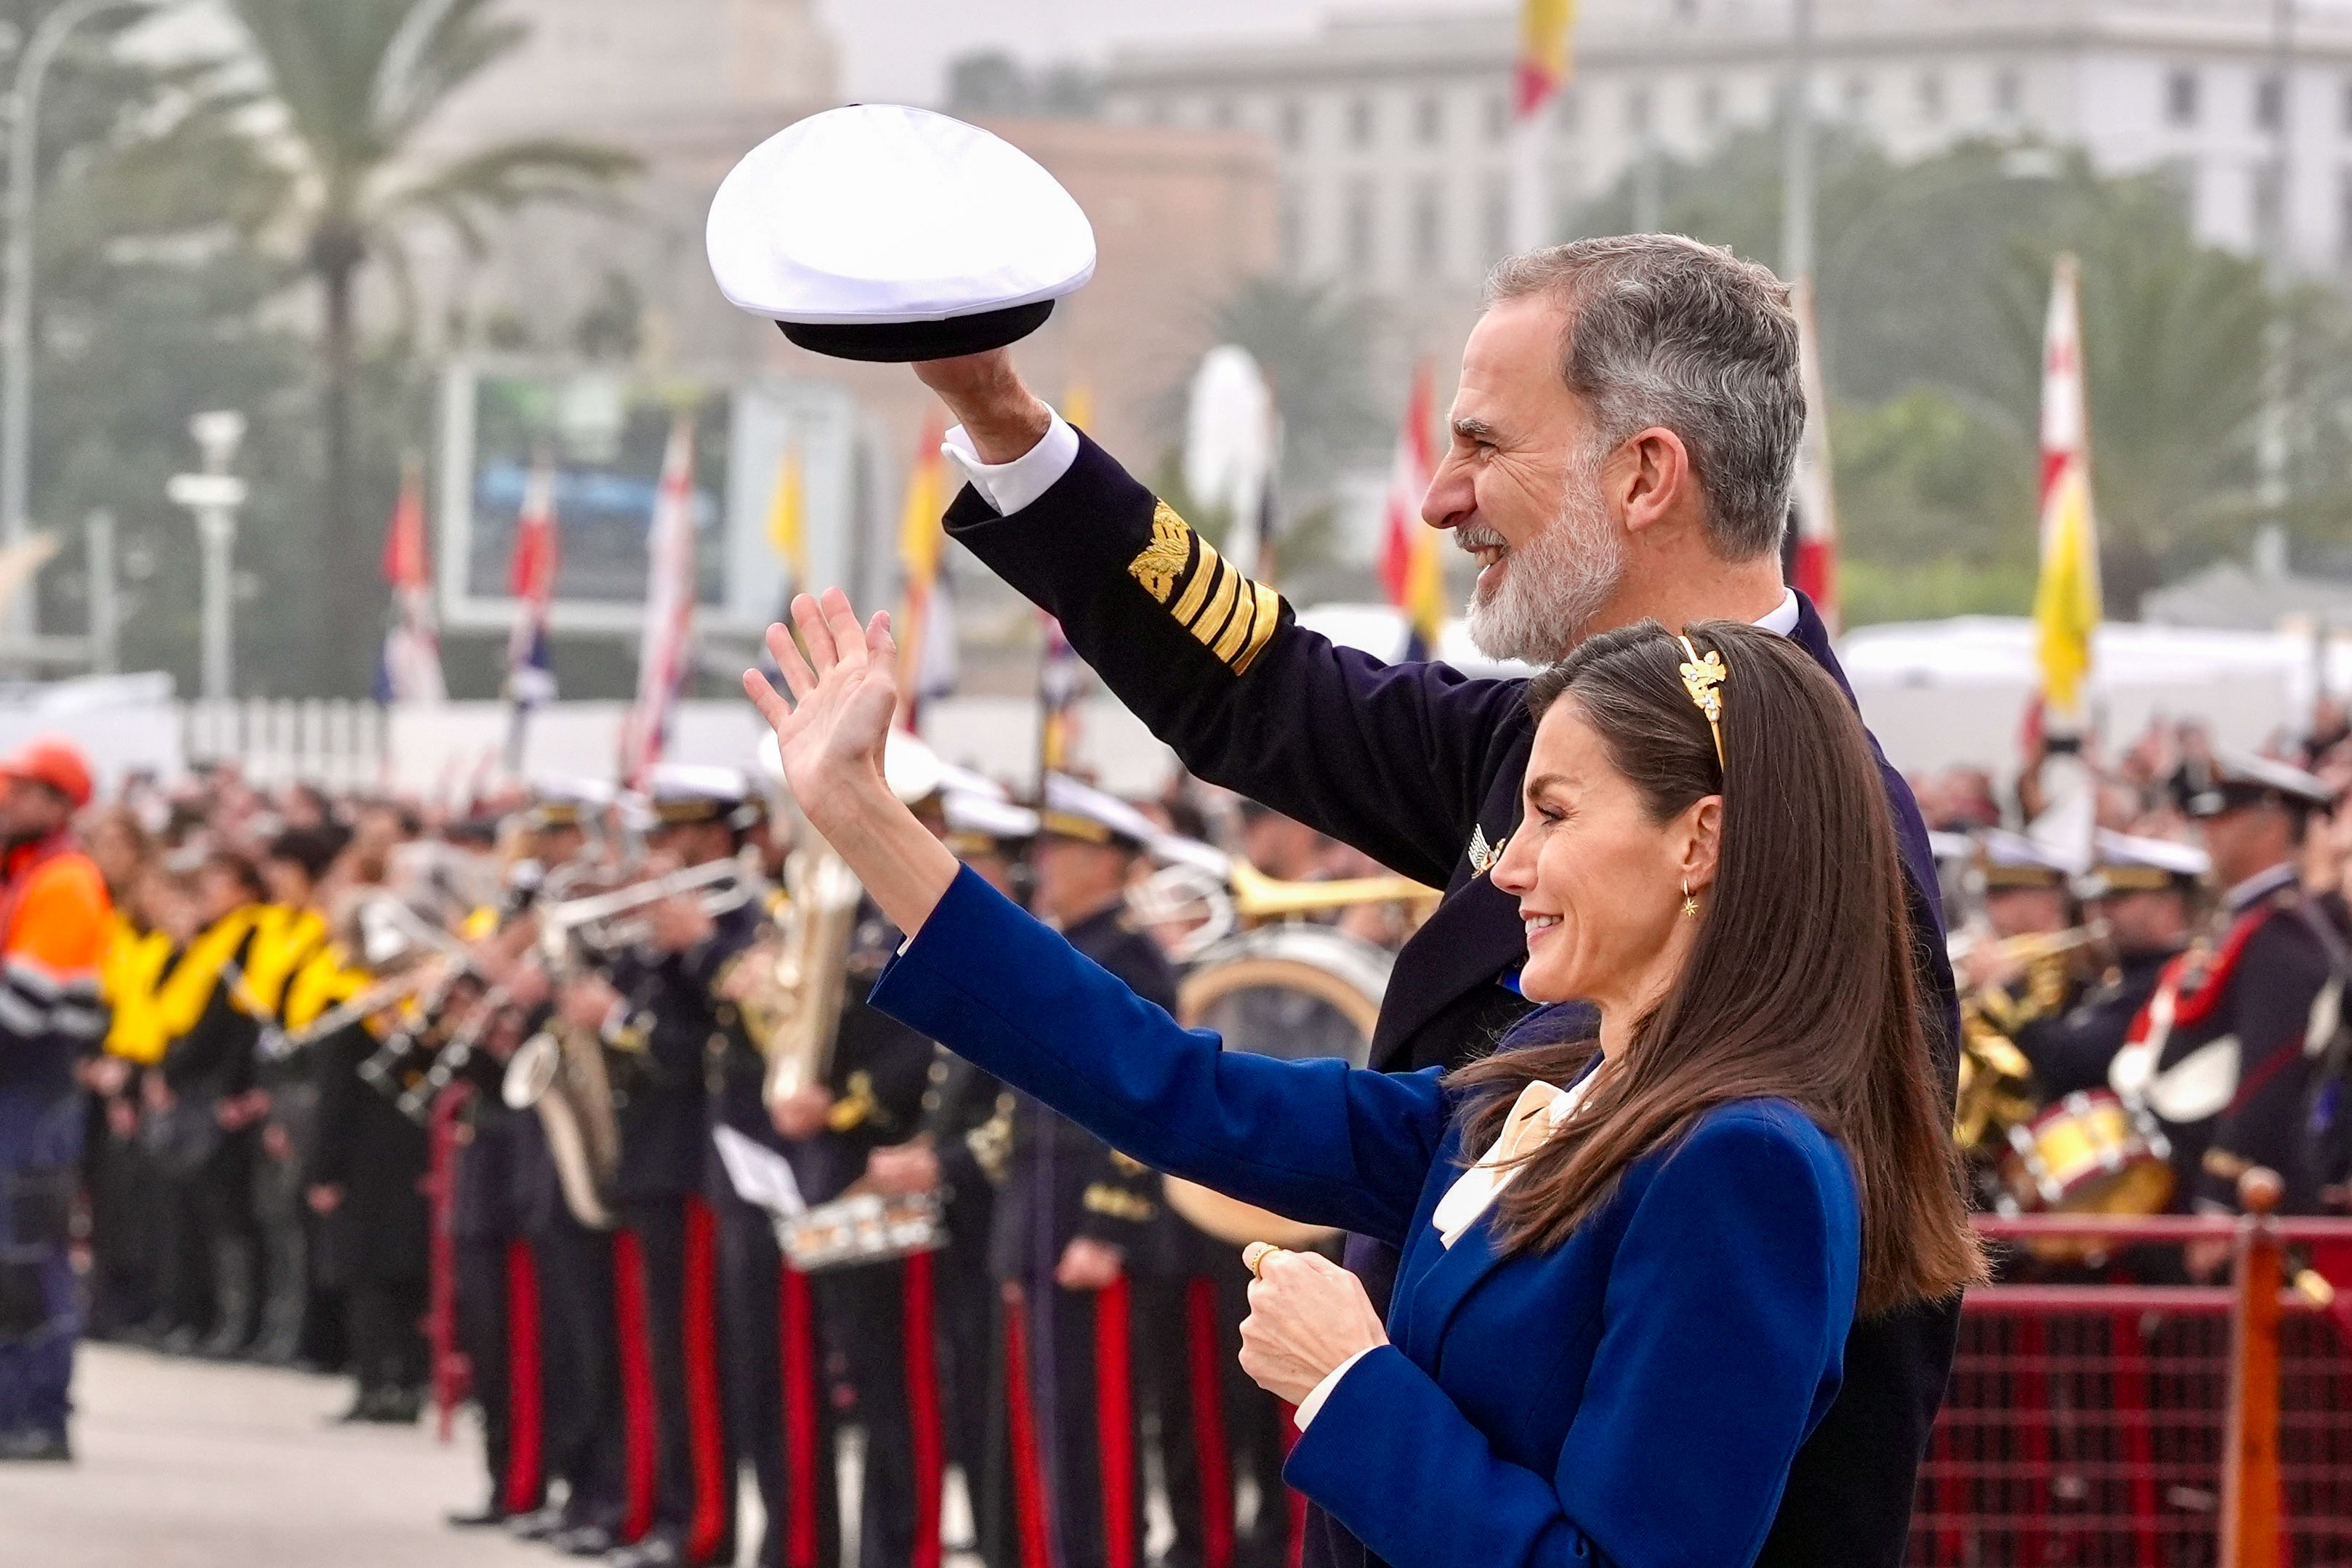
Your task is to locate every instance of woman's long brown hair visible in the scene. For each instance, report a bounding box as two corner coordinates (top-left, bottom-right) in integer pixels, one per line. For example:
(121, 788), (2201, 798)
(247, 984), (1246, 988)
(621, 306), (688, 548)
(1449, 621), (1984, 1314)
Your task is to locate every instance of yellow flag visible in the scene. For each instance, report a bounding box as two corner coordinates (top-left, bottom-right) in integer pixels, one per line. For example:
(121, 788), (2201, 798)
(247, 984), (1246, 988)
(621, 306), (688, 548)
(1062, 383), (1094, 434)
(2032, 255), (2102, 722)
(1516, 0), (1577, 118)
(765, 442), (806, 592)
(895, 417), (947, 712)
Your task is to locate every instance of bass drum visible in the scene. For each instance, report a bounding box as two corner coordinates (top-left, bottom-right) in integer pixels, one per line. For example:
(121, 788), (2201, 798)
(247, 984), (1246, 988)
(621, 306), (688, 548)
(1163, 925), (1393, 1248)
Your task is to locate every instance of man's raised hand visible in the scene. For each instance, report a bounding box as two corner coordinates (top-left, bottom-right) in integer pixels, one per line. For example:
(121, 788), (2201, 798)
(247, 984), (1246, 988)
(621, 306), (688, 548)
(742, 588), (900, 827)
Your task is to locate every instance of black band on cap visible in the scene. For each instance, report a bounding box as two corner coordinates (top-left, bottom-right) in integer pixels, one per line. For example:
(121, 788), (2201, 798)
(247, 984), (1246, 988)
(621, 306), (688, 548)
(778, 301), (1057, 363)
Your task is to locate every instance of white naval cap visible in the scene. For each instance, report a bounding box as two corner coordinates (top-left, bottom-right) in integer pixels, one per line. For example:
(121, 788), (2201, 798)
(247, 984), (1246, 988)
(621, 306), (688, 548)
(707, 104), (1096, 363)
(943, 790), (1041, 852)
(1039, 772), (1159, 852)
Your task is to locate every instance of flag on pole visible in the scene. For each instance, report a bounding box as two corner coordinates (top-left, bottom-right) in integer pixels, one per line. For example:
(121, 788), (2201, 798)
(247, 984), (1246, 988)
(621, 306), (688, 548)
(621, 415), (699, 788)
(376, 455), (446, 705)
(1788, 277), (1840, 631)
(2033, 254), (2102, 727)
(766, 440), (808, 602)
(1380, 358), (1446, 658)
(1515, 0), (1578, 119)
(895, 416), (956, 730)
(1508, 0), (1579, 252)
(502, 447), (560, 769)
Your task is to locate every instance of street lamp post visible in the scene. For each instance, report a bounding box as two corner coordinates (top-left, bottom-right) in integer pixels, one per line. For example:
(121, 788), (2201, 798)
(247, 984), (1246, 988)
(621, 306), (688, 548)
(0, 0), (158, 636)
(1781, 0), (1817, 285)
(167, 410), (248, 701)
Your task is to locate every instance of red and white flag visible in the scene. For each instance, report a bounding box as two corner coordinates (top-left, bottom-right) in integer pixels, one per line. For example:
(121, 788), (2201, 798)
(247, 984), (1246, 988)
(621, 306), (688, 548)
(1379, 357), (1446, 656)
(505, 447), (560, 707)
(621, 416), (698, 788)
(376, 455), (445, 705)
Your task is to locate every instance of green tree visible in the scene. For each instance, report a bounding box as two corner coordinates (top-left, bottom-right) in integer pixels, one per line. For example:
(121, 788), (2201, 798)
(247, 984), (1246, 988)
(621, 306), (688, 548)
(1201, 275), (1388, 496)
(1574, 130), (2282, 621)
(217, 0), (633, 688)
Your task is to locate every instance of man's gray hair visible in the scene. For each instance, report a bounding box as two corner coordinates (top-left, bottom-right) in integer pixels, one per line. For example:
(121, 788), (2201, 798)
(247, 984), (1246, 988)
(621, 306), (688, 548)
(1486, 235), (1802, 562)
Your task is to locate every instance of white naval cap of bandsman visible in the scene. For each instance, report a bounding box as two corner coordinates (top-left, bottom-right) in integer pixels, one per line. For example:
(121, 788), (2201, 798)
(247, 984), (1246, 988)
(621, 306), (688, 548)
(637, 763), (761, 831)
(706, 104), (1097, 363)
(2180, 748), (2338, 820)
(1039, 772), (1159, 853)
(2071, 831), (2209, 901)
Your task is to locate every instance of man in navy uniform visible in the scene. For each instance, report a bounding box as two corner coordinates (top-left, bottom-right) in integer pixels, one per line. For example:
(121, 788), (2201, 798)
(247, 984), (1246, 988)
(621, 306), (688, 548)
(2130, 753), (2341, 1237)
(2014, 832), (2205, 1101)
(898, 238), (1960, 1568)
(991, 777), (1188, 1568)
(558, 766), (762, 1568)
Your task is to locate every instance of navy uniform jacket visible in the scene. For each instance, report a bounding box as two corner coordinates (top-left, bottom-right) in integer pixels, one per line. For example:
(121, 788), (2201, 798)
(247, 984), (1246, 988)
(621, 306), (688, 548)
(877, 868), (1861, 1568)
(2150, 866), (2338, 1215)
(989, 900), (1176, 1283)
(610, 900), (765, 1205)
(2015, 947), (2174, 1102)
(944, 431), (1960, 1567)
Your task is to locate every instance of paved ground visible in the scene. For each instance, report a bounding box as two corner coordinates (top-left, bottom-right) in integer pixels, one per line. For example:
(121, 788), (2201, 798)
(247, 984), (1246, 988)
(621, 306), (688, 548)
(0, 1343), (519, 1568)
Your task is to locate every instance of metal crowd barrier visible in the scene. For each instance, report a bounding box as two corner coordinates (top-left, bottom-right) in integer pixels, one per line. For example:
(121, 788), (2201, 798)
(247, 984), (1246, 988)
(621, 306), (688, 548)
(1909, 1177), (2352, 1567)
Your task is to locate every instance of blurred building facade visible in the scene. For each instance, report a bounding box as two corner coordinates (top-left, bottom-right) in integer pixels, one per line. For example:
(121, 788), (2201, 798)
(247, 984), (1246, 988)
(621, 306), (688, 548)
(1100, 0), (2352, 304)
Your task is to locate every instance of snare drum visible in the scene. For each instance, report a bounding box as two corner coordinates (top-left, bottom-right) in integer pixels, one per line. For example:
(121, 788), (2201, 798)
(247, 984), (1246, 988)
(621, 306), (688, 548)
(1998, 1090), (2175, 1218)
(776, 1189), (948, 1274)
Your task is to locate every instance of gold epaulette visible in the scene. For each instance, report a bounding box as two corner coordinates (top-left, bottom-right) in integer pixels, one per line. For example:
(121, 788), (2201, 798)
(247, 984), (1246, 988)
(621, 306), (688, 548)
(1124, 501), (1283, 676)
(828, 1070), (879, 1133)
(1082, 1182), (1157, 1224)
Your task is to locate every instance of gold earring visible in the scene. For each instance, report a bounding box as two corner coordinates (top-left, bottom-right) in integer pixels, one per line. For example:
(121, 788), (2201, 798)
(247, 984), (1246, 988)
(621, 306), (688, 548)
(1682, 878), (1699, 918)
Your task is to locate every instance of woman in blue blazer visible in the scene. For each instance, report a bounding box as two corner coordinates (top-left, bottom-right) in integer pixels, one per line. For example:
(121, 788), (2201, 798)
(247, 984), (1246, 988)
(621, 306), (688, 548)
(746, 590), (1983, 1568)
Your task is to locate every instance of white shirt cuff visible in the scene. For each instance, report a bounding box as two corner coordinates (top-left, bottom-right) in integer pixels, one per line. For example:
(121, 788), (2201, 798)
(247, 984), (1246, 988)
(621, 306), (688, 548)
(1292, 1346), (1377, 1431)
(941, 413), (1081, 517)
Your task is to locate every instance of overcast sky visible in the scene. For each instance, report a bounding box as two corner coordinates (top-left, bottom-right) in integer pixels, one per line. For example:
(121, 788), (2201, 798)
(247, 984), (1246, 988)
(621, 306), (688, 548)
(812, 0), (1505, 105)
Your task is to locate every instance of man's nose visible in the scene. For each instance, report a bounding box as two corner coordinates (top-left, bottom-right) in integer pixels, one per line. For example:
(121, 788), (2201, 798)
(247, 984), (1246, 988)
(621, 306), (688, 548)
(1422, 455), (1472, 532)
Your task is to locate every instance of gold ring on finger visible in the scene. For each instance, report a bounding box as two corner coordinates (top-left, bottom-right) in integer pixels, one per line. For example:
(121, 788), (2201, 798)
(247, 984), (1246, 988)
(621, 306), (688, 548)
(1243, 1241), (1283, 1280)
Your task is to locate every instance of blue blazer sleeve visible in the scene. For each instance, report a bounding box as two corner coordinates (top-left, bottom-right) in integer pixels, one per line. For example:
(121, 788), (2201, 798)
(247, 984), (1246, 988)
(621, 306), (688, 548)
(869, 867), (1449, 1247)
(1285, 1109), (1860, 1568)
(943, 435), (1529, 889)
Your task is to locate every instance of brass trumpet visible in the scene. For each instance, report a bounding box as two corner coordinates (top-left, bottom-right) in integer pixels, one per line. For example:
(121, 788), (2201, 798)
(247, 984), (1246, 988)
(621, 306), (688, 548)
(1129, 844), (1439, 961)
(536, 856), (769, 958)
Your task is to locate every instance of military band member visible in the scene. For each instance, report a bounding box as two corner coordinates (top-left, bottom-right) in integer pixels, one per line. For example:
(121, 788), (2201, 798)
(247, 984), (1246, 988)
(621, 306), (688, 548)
(558, 765), (762, 1568)
(991, 777), (1185, 1568)
(2131, 753), (2343, 1242)
(2014, 833), (2205, 1100)
(1954, 831), (2082, 1034)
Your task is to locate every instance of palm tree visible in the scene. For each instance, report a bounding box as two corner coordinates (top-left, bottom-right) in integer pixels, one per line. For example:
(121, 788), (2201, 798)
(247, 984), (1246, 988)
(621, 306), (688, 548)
(220, 0), (634, 682)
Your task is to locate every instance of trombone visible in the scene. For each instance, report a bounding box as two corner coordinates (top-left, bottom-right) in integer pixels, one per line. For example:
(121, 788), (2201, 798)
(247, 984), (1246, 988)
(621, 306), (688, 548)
(1129, 841), (1440, 961)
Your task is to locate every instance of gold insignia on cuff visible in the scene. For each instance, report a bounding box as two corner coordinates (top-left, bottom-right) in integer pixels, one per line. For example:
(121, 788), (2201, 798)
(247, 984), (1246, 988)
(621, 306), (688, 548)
(1129, 504), (1193, 604)
(1082, 1183), (1157, 1223)
(1124, 498), (1290, 677)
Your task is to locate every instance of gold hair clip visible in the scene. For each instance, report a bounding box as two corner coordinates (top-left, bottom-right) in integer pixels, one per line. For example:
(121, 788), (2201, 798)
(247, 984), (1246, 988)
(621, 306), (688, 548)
(1676, 635), (1728, 771)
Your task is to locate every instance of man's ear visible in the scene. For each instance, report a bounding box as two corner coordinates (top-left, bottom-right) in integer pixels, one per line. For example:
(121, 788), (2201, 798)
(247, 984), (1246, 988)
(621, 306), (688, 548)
(1680, 796), (1723, 892)
(1613, 427), (1693, 538)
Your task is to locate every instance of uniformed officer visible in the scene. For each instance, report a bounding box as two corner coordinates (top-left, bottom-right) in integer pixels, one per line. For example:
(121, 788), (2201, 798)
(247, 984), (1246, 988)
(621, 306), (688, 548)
(991, 776), (1186, 1568)
(2125, 752), (2343, 1242)
(0, 739), (110, 1460)
(2013, 832), (2206, 1100)
(1955, 831), (2085, 1050)
(557, 766), (762, 1568)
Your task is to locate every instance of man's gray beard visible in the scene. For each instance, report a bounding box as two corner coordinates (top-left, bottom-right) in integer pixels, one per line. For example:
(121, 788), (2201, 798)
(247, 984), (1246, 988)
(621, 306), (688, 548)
(1462, 481), (1626, 665)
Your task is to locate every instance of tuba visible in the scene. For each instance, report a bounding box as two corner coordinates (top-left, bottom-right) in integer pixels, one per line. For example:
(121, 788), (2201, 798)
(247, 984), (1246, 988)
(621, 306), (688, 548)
(504, 1019), (624, 1230)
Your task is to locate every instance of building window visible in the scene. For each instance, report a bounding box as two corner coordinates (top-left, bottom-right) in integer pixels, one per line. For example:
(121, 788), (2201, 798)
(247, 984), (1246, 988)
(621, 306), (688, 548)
(1917, 71), (1945, 122)
(1417, 94), (1443, 145)
(1844, 74), (1872, 118)
(1486, 91), (1510, 142)
(1699, 78), (1723, 129)
(1484, 174), (1510, 262)
(1349, 96), (1375, 147)
(1281, 98), (1305, 150)
(1994, 68), (2023, 116)
(1626, 85), (1652, 136)
(1412, 181), (1443, 276)
(2167, 68), (2199, 127)
(2256, 73), (2285, 133)
(1345, 180), (1376, 273)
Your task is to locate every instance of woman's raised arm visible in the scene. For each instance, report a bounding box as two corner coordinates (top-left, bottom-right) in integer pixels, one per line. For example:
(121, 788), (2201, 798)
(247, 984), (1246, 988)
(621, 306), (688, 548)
(744, 589), (1445, 1245)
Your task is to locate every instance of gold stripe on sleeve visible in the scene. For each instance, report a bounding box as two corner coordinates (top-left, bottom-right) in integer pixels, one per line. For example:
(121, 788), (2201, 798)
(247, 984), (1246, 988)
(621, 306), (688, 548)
(1233, 582), (1284, 674)
(1172, 540), (1224, 626)
(1211, 580), (1260, 663)
(1189, 558), (1242, 646)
